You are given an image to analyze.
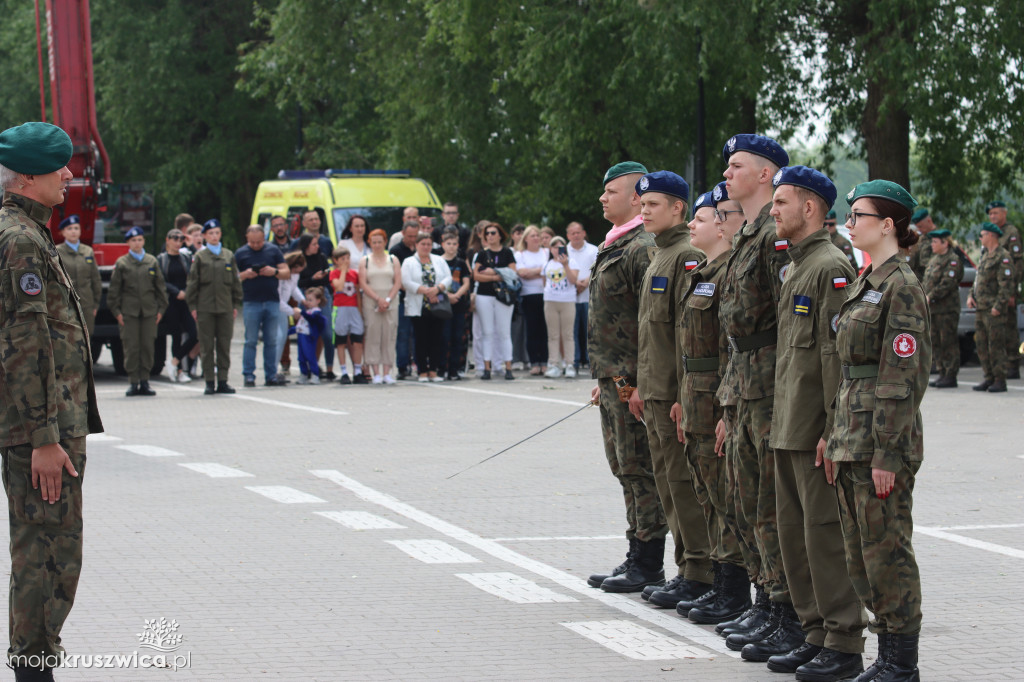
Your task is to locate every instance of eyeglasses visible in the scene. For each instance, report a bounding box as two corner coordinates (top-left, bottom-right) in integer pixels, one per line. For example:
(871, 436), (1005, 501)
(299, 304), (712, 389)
(485, 231), (499, 236)
(168, 235), (184, 241)
(714, 209), (743, 221)
(845, 212), (885, 226)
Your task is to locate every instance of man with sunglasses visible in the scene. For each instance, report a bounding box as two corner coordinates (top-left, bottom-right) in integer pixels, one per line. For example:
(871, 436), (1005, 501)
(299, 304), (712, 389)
(825, 209), (857, 272)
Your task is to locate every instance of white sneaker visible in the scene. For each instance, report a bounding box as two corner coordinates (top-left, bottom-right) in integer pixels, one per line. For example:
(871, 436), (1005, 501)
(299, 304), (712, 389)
(309, 374), (321, 385)
(430, 376), (444, 383)
(383, 374), (396, 385)
(189, 361), (201, 377)
(164, 365), (177, 383)
(176, 369), (192, 383)
(564, 365), (576, 378)
(418, 375), (430, 383)
(372, 375), (383, 384)
(544, 365), (562, 378)
(511, 362), (525, 371)
(296, 374), (310, 385)
(280, 366), (291, 376)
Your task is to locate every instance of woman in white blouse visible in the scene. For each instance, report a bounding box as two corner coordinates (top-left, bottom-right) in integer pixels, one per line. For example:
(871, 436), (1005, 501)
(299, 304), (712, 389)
(401, 232), (453, 382)
(514, 225), (550, 375)
(338, 214), (371, 261)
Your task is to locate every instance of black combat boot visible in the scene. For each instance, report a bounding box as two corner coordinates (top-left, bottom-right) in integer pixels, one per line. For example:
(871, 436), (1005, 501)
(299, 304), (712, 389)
(649, 575), (712, 609)
(1007, 365), (1021, 380)
(216, 381), (237, 394)
(138, 380), (156, 396)
(718, 585), (769, 636)
(795, 647), (864, 681)
(588, 538), (637, 588)
(125, 383), (140, 396)
(872, 634), (920, 682)
(643, 573), (681, 602)
(675, 562), (719, 617)
(988, 378), (1008, 392)
(688, 562), (751, 624)
(933, 374), (957, 388)
(726, 598), (780, 651)
(767, 641), (822, 674)
(600, 537), (665, 593)
(972, 378), (993, 391)
(204, 381), (216, 395)
(854, 633), (890, 681)
(740, 601), (805, 661)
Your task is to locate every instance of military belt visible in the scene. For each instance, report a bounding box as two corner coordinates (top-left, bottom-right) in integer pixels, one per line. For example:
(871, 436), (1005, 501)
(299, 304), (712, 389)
(842, 364), (879, 380)
(682, 355), (719, 372)
(727, 329), (777, 353)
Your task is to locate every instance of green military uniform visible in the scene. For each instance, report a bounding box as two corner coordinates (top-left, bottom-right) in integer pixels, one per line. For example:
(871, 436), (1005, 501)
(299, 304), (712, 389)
(997, 223), (1022, 372)
(0, 192), (103, 663)
(830, 229), (858, 273)
(922, 247), (963, 381)
(972, 245), (1014, 384)
(56, 241), (102, 337)
(770, 228), (864, 654)
(108, 251), (168, 383)
(186, 247), (243, 382)
(637, 224), (711, 584)
(906, 234), (933, 282)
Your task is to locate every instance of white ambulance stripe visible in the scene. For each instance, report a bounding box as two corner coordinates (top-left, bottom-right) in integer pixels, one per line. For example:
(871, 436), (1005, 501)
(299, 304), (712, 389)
(244, 486), (326, 504)
(314, 511), (405, 530)
(116, 445), (184, 458)
(455, 572), (577, 604)
(386, 539), (479, 564)
(86, 433), (122, 442)
(178, 462), (253, 478)
(562, 621), (712, 660)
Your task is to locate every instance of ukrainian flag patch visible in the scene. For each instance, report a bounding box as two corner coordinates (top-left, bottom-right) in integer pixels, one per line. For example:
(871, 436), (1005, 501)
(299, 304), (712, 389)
(650, 276), (668, 293)
(793, 294), (811, 316)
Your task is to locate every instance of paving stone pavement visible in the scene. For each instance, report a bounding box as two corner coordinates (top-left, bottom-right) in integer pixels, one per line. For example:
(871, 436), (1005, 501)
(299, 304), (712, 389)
(6, 329), (1022, 681)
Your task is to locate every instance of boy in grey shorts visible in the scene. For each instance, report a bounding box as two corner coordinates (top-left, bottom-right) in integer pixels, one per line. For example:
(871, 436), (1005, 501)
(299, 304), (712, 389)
(329, 247), (367, 384)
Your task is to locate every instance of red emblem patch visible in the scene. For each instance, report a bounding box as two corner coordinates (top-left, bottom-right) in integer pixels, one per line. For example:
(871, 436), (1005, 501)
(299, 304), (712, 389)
(893, 333), (916, 358)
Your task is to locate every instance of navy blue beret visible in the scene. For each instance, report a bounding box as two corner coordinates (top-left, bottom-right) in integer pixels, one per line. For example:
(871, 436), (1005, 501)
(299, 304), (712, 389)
(124, 226), (145, 241)
(203, 218), (221, 233)
(635, 170), (689, 202)
(711, 181), (729, 207)
(772, 165), (837, 210)
(691, 191), (714, 217)
(59, 214), (80, 230)
(722, 133), (789, 168)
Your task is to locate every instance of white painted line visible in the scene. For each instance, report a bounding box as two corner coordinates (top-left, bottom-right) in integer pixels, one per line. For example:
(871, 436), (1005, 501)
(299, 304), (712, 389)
(916, 526), (1024, 560)
(314, 511), (405, 530)
(310, 469), (727, 657)
(410, 382), (588, 407)
(491, 535), (622, 542)
(456, 572), (577, 604)
(86, 433), (122, 442)
(562, 620), (711, 660)
(386, 539), (480, 564)
(116, 445), (184, 458)
(168, 384), (347, 415)
(178, 462), (254, 478)
(244, 486), (326, 504)
(931, 523), (1024, 531)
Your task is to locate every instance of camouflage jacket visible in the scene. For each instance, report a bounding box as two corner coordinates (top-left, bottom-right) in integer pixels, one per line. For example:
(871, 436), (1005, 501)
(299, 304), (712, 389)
(770, 229), (856, 451)
(637, 224), (703, 401)
(972, 245), (1014, 313)
(825, 254), (930, 472)
(588, 224), (655, 380)
(678, 251), (729, 435)
(921, 248), (963, 317)
(999, 222), (1022, 281)
(56, 241), (102, 313)
(108, 252), (168, 318)
(0, 193), (103, 448)
(186, 246), (244, 314)
(716, 202), (790, 402)
(830, 230), (858, 272)
(907, 236), (934, 282)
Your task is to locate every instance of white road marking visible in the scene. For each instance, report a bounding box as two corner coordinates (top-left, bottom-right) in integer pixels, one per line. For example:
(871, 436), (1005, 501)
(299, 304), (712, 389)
(310, 469), (727, 657)
(386, 539), (480, 564)
(491, 535), (622, 542)
(314, 511), (405, 530)
(245, 486), (326, 504)
(456, 572), (576, 604)
(916, 526), (1024, 560)
(86, 433), (122, 442)
(178, 462), (254, 478)
(411, 382), (589, 407)
(562, 620), (710, 660)
(116, 445), (184, 458)
(931, 523), (1024, 531)
(168, 384), (347, 415)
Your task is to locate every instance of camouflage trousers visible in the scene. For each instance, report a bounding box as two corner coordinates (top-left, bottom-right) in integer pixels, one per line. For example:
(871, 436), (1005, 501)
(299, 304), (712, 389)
(2, 437), (86, 661)
(930, 312), (959, 377)
(684, 431), (743, 571)
(598, 378), (667, 543)
(734, 396), (789, 603)
(835, 460), (922, 635)
(776, 450), (866, 653)
(1005, 299), (1021, 370)
(644, 401), (712, 582)
(976, 309), (1007, 382)
(722, 405), (761, 584)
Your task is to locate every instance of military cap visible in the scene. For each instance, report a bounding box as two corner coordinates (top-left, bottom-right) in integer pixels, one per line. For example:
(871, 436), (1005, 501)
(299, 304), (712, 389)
(772, 165), (837, 209)
(911, 208), (929, 223)
(635, 171), (689, 202)
(928, 229), (951, 239)
(711, 181), (729, 207)
(59, 214), (81, 230)
(0, 122), (73, 175)
(826, 209), (836, 220)
(722, 133), (789, 168)
(986, 200), (1006, 211)
(603, 161), (648, 185)
(124, 226), (145, 240)
(980, 221), (1003, 237)
(692, 191), (714, 217)
(845, 180), (917, 213)
(202, 218), (221, 233)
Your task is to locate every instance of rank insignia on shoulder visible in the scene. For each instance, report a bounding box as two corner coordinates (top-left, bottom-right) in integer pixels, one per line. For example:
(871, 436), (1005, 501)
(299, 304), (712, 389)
(684, 260), (698, 271)
(832, 277), (848, 289)
(19, 272), (42, 295)
(226, 265), (233, 271)
(862, 290), (883, 304)
(650, 276), (668, 293)
(85, 256), (94, 263)
(893, 333), (916, 358)
(774, 239), (789, 251)
(693, 282), (716, 297)
(793, 294), (811, 316)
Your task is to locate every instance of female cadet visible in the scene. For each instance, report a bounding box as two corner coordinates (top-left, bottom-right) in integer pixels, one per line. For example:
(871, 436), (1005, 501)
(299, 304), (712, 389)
(922, 229), (963, 388)
(108, 226), (168, 396)
(55, 215), (102, 337)
(825, 180), (929, 682)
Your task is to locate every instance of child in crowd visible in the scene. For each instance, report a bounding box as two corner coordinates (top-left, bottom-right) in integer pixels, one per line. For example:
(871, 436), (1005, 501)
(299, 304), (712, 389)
(542, 236), (578, 377)
(441, 229), (471, 380)
(297, 287), (327, 384)
(329, 246), (367, 384)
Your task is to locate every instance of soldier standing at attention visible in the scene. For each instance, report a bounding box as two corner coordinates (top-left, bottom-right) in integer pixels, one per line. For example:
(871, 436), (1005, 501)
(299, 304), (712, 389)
(186, 218), (243, 395)
(968, 222), (1014, 393)
(765, 166), (865, 680)
(0, 122), (103, 682)
(825, 209), (858, 272)
(108, 226), (167, 397)
(907, 209), (935, 282)
(586, 161), (669, 593)
(826, 180), (929, 681)
(55, 215), (102, 337)
(923, 229), (964, 388)
(629, 172), (713, 607)
(985, 201), (1022, 378)
(712, 134), (801, 661)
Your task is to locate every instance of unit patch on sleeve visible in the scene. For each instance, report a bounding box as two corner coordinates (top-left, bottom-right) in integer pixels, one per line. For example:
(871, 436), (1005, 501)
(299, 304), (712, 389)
(862, 290), (883, 304)
(693, 282), (716, 297)
(832, 276), (848, 289)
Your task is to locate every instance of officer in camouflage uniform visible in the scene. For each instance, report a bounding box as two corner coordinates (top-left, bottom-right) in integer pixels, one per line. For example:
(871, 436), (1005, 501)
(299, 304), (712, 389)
(907, 208), (935, 282)
(826, 179), (929, 682)
(586, 161), (668, 593)
(985, 201), (1022, 378)
(968, 222), (1015, 393)
(0, 122), (103, 681)
(55, 215), (102, 337)
(630, 173), (712, 605)
(186, 218), (243, 395)
(826, 209), (858, 272)
(923, 230), (964, 388)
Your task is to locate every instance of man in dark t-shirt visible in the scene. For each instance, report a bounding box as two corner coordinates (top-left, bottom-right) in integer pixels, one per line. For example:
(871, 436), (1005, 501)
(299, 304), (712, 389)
(235, 225), (288, 386)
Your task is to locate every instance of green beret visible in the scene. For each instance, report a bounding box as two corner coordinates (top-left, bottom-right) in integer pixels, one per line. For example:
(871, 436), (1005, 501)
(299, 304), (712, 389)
(603, 161), (648, 185)
(911, 208), (929, 223)
(986, 201), (1006, 211)
(928, 229), (951, 239)
(826, 209), (836, 220)
(845, 179), (917, 213)
(0, 122), (73, 175)
(980, 221), (1003, 237)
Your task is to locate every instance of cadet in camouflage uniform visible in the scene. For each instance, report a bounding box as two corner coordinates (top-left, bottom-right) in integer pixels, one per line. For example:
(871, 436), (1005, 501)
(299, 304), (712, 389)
(826, 209), (858, 272)
(826, 179), (929, 682)
(586, 162), (668, 593)
(923, 229), (964, 388)
(186, 218), (243, 395)
(108, 226), (168, 396)
(55, 215), (102, 337)
(986, 201), (1022, 378)
(630, 172), (712, 605)
(907, 208), (935, 282)
(0, 122), (103, 681)
(765, 167), (865, 679)
(968, 222), (1015, 393)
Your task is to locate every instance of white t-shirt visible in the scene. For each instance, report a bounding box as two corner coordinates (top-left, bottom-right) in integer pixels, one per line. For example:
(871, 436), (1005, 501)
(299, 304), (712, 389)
(568, 241), (598, 303)
(542, 260), (576, 302)
(514, 248), (549, 296)
(339, 238), (371, 261)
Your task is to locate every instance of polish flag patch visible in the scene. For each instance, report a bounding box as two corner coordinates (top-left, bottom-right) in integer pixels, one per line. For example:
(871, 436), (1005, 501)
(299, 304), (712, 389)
(893, 333), (917, 358)
(832, 277), (848, 289)
(684, 260), (699, 271)
(775, 240), (789, 251)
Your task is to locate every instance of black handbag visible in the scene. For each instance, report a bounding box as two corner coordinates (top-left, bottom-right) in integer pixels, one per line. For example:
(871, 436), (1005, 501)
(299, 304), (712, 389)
(426, 293), (453, 320)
